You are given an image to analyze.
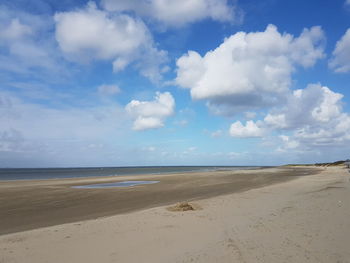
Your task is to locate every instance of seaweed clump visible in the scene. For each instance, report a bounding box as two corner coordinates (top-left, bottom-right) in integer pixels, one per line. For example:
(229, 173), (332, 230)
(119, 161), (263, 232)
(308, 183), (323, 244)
(167, 202), (199, 212)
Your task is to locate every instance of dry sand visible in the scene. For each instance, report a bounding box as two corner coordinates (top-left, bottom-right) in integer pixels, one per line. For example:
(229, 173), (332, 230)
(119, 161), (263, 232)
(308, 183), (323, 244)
(0, 166), (349, 262)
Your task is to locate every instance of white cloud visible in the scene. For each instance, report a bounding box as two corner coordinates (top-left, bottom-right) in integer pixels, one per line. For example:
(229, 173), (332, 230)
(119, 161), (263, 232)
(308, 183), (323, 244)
(0, 18), (32, 41)
(0, 91), (128, 166)
(229, 120), (264, 138)
(54, 2), (147, 61)
(125, 92), (175, 130)
(54, 2), (167, 82)
(97, 84), (121, 96)
(263, 113), (287, 129)
(345, 0), (350, 6)
(265, 84), (344, 130)
(278, 135), (299, 150)
(292, 112), (350, 149)
(262, 84), (350, 151)
(176, 25), (325, 115)
(329, 28), (350, 73)
(132, 117), (164, 131)
(311, 87), (343, 122)
(0, 91), (126, 140)
(228, 83), (350, 149)
(0, 7), (63, 76)
(101, 0), (241, 27)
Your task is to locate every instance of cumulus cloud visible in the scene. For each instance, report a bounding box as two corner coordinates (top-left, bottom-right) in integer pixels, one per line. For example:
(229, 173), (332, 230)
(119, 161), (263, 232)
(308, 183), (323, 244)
(54, 2), (148, 62)
(329, 28), (350, 73)
(125, 92), (175, 130)
(229, 83), (350, 153)
(264, 84), (344, 130)
(229, 120), (264, 138)
(176, 25), (325, 115)
(54, 2), (167, 82)
(293, 115), (350, 148)
(262, 84), (350, 150)
(101, 0), (241, 27)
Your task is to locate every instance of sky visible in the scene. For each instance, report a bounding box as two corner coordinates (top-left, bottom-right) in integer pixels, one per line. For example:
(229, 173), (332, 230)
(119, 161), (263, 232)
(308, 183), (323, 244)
(1, 0), (350, 167)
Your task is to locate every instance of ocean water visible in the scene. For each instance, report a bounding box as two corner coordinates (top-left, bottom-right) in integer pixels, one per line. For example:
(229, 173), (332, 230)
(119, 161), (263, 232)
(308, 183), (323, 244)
(72, 181), (160, 189)
(0, 166), (262, 181)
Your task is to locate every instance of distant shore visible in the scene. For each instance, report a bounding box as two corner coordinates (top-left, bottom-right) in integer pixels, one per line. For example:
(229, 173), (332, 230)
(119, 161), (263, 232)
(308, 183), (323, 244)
(0, 166), (318, 235)
(0, 166), (266, 181)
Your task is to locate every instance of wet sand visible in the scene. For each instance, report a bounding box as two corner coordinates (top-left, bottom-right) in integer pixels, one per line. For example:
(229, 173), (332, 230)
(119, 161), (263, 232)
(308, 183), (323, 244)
(0, 167), (318, 235)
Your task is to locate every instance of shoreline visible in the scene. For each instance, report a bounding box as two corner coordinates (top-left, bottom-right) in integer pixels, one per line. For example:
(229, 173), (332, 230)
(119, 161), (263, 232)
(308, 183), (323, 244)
(0, 166), (319, 235)
(0, 166), (269, 181)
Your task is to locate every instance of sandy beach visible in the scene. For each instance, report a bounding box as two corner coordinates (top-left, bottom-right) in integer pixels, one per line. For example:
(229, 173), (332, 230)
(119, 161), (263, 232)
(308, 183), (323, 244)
(0, 167), (315, 235)
(1, 166), (349, 262)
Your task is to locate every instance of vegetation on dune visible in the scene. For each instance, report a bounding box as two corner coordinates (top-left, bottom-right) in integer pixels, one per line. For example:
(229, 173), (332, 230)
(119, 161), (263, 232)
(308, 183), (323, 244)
(314, 160), (346, 166)
(286, 160), (349, 167)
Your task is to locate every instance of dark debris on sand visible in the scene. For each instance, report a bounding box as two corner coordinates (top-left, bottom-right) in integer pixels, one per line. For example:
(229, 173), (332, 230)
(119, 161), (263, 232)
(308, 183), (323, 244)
(167, 202), (199, 212)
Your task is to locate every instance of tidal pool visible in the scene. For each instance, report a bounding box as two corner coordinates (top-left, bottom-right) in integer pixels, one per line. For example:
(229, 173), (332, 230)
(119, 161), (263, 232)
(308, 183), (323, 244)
(72, 180), (160, 189)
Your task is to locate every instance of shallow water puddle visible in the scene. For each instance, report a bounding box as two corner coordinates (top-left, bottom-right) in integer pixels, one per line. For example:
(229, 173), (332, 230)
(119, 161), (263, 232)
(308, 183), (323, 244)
(72, 180), (160, 189)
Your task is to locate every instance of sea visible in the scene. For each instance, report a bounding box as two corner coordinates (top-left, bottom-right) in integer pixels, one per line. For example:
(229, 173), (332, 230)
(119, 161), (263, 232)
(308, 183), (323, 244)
(0, 166), (263, 180)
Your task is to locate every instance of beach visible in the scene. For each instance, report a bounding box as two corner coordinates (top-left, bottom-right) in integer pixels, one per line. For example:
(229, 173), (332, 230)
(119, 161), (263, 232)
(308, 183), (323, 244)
(1, 166), (349, 262)
(0, 166), (313, 235)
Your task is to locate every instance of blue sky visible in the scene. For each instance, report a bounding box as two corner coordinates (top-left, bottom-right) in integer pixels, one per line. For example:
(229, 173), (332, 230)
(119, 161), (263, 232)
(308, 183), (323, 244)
(1, 0), (350, 167)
